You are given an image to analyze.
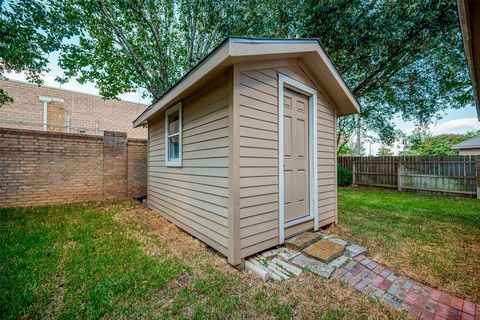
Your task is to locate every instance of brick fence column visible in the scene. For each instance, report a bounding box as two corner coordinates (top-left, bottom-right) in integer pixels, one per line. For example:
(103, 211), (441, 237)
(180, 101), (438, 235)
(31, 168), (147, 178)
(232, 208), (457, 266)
(103, 131), (128, 200)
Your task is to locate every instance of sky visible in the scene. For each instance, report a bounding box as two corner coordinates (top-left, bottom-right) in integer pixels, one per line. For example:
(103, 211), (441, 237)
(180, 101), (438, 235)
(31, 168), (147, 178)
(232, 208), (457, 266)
(6, 52), (480, 155)
(370, 106), (479, 155)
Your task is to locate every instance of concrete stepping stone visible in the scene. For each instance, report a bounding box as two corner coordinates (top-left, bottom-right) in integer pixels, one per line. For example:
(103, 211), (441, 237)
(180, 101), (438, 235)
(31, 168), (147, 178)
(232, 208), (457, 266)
(292, 254), (335, 278)
(327, 238), (348, 246)
(271, 257), (302, 276)
(328, 255), (349, 269)
(277, 248), (300, 261)
(285, 232), (321, 250)
(345, 244), (368, 257)
(303, 240), (344, 263)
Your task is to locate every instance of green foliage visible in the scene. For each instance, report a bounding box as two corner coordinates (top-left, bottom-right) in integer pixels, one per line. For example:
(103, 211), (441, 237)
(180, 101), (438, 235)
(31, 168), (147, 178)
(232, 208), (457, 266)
(400, 130), (480, 156)
(338, 143), (354, 156)
(303, 0), (473, 146)
(0, 0), (474, 140)
(0, 0), (71, 105)
(0, 0), (231, 101)
(0, 88), (13, 105)
(337, 165), (353, 186)
(376, 145), (393, 156)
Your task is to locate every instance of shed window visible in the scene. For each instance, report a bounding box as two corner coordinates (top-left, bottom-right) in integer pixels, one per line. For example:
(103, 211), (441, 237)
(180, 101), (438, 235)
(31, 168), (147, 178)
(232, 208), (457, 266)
(165, 102), (182, 166)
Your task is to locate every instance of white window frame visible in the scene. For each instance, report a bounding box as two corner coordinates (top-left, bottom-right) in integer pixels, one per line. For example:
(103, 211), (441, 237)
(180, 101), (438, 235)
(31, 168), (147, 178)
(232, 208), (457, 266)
(165, 102), (183, 167)
(278, 74), (318, 244)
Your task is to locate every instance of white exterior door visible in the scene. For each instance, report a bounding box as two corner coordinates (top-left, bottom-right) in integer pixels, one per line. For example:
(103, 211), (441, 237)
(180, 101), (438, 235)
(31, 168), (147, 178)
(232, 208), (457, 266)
(283, 88), (310, 223)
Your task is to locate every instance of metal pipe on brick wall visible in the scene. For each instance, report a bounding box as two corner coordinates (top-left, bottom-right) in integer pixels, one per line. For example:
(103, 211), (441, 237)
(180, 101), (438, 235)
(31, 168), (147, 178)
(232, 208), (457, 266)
(38, 96), (64, 131)
(42, 100), (48, 131)
(66, 115), (71, 133)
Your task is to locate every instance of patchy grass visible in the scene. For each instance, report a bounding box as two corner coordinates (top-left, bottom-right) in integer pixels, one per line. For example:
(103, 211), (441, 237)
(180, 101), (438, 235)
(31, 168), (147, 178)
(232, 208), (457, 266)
(1, 201), (405, 319)
(332, 187), (480, 303)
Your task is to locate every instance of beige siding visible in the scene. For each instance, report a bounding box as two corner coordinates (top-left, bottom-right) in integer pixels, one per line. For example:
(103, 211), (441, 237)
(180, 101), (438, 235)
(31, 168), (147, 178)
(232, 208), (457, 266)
(238, 64), (337, 258)
(147, 62), (337, 261)
(458, 148), (480, 155)
(148, 78), (230, 256)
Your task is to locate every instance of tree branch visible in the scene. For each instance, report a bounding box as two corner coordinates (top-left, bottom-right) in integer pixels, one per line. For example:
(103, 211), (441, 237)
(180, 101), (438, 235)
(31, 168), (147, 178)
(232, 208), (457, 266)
(352, 22), (428, 97)
(129, 3), (169, 89)
(96, 0), (162, 99)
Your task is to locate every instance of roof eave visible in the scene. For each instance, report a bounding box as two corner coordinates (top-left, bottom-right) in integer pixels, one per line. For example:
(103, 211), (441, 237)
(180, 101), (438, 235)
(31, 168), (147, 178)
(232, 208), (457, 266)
(453, 145), (480, 149)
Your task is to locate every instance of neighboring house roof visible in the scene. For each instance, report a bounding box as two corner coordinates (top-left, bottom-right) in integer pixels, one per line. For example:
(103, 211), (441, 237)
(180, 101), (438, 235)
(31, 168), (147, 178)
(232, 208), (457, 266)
(453, 136), (480, 149)
(457, 0), (480, 120)
(133, 37), (360, 127)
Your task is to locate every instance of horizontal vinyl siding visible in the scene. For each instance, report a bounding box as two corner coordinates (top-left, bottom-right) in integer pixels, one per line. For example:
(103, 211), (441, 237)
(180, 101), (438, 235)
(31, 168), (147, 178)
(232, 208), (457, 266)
(148, 81), (230, 256)
(238, 64), (337, 258)
(238, 68), (279, 258)
(316, 87), (337, 226)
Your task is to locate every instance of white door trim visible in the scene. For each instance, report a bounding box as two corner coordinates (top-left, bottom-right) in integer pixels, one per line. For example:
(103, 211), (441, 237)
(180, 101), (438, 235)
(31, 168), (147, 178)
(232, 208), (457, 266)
(278, 74), (319, 244)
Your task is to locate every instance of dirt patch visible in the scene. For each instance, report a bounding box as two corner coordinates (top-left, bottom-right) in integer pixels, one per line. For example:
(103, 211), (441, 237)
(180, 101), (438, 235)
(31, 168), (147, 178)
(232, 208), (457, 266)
(111, 202), (237, 276)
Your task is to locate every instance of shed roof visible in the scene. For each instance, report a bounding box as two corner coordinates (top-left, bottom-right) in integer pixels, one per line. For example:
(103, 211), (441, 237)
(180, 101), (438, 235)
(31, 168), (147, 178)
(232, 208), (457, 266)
(133, 37), (360, 127)
(453, 136), (480, 149)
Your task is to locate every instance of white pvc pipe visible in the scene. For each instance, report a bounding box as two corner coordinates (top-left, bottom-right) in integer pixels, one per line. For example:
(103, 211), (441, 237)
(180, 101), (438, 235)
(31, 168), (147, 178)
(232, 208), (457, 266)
(43, 101), (48, 131)
(39, 96), (64, 132)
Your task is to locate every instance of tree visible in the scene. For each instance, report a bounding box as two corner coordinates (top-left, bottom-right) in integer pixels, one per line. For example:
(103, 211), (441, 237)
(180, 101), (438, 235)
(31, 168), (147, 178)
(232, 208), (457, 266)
(1, 0), (232, 102)
(377, 145), (393, 156)
(1, 0), (474, 141)
(298, 0), (473, 149)
(0, 0), (69, 106)
(56, 0), (233, 101)
(400, 130), (480, 156)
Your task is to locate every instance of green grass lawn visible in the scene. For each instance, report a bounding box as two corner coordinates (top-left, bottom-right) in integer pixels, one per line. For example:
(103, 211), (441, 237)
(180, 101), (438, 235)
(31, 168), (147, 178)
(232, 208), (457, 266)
(1, 201), (401, 320)
(0, 202), (186, 319)
(335, 187), (480, 303)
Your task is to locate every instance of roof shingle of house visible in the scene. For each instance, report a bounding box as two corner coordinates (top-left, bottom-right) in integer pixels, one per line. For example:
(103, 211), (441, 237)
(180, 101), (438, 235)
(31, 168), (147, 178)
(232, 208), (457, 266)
(453, 136), (480, 149)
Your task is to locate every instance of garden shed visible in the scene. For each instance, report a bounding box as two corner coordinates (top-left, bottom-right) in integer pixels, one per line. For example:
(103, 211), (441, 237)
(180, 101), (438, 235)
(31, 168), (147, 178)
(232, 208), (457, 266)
(133, 38), (360, 266)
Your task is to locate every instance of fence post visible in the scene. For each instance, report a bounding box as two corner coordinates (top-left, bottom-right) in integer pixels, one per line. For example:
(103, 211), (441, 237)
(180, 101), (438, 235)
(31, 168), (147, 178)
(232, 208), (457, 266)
(397, 159), (402, 191)
(476, 157), (480, 199)
(352, 161), (356, 186)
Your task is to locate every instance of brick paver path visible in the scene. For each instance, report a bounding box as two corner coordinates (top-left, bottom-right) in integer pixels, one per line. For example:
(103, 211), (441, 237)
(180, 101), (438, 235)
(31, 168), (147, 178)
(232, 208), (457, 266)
(332, 254), (479, 320)
(247, 235), (479, 320)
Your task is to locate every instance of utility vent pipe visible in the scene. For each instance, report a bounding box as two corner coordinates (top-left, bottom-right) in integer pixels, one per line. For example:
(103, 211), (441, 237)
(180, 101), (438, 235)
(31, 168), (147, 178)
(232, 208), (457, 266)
(39, 96), (64, 131)
(66, 115), (71, 133)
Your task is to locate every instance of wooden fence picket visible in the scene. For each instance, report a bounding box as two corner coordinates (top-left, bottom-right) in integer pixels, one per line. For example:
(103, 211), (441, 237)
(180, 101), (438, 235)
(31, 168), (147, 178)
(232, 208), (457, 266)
(338, 155), (479, 198)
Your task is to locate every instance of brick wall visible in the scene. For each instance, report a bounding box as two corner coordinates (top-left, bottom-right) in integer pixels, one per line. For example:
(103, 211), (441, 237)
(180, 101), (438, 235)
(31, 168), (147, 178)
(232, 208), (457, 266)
(0, 128), (147, 208)
(127, 139), (148, 199)
(103, 131), (128, 200)
(0, 79), (148, 139)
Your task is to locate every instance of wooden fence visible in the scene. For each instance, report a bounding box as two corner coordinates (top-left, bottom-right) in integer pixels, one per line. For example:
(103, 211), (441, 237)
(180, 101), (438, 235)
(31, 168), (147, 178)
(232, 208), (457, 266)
(338, 156), (480, 198)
